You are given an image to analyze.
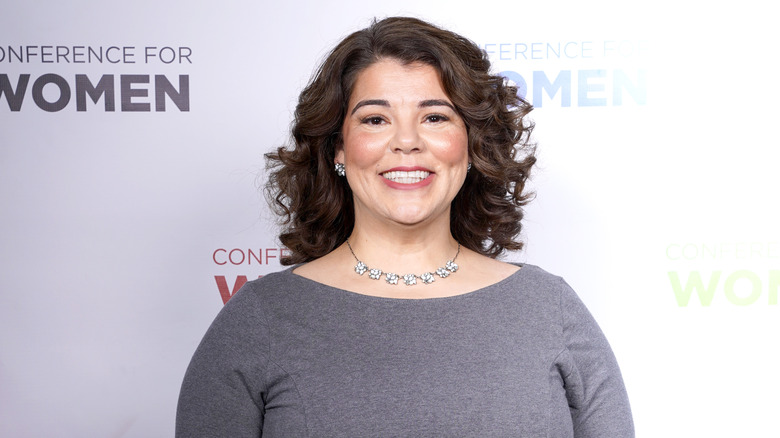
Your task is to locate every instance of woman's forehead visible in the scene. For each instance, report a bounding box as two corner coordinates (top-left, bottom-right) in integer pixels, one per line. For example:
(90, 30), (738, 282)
(347, 59), (450, 108)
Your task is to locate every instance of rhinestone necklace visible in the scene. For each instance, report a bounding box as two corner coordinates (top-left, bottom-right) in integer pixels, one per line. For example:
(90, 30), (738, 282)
(345, 239), (461, 286)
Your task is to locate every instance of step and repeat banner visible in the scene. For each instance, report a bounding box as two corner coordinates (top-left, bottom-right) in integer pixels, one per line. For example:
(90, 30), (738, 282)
(1, 1), (777, 436)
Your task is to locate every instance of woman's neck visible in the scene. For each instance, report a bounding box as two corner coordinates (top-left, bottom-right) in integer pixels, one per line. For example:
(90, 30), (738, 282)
(347, 219), (459, 275)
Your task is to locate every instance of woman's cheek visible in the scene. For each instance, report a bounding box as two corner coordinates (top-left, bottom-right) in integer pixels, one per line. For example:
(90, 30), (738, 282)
(432, 131), (468, 163)
(346, 131), (388, 165)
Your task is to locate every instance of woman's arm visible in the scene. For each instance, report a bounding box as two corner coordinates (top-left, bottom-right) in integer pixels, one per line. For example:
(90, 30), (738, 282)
(558, 279), (635, 437)
(176, 286), (268, 437)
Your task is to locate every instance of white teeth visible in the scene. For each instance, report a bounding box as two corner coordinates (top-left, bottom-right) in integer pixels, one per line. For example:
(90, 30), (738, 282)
(382, 170), (430, 184)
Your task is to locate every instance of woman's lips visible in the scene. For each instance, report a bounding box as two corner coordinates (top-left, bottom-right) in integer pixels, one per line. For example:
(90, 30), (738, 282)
(382, 170), (431, 184)
(380, 167), (434, 189)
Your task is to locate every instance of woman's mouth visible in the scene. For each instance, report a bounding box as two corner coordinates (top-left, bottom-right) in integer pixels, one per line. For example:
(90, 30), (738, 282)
(381, 170), (431, 184)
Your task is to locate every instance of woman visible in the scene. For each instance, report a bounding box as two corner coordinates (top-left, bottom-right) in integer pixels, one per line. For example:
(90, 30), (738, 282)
(177, 17), (634, 437)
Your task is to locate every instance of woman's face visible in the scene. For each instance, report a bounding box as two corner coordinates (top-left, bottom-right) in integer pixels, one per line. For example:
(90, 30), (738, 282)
(337, 58), (469, 230)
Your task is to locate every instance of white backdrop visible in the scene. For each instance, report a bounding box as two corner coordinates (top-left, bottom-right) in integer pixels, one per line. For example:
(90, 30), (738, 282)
(1, 1), (778, 436)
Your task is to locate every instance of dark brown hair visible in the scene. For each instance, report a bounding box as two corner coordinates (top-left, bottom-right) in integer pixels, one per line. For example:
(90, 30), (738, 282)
(265, 16), (536, 265)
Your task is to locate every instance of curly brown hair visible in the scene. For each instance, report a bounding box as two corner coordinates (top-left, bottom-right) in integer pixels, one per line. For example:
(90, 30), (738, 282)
(265, 16), (536, 265)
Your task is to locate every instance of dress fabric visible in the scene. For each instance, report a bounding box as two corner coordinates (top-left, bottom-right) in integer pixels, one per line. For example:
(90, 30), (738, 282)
(176, 264), (634, 437)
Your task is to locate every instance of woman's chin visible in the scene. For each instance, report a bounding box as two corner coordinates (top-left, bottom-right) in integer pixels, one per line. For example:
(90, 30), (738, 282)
(355, 197), (451, 229)
(385, 206), (447, 228)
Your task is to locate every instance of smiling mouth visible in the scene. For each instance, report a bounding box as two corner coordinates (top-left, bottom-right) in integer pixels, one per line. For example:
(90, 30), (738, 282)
(381, 170), (431, 184)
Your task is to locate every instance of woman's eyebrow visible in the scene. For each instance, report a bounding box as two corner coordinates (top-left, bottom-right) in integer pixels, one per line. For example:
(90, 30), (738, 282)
(350, 98), (455, 115)
(418, 99), (455, 110)
(350, 99), (389, 115)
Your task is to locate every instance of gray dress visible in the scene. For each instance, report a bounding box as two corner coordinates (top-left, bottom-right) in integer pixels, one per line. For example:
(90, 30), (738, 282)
(176, 264), (634, 437)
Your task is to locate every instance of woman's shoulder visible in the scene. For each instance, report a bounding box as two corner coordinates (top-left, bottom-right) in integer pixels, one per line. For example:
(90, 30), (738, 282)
(239, 266), (297, 289)
(485, 262), (581, 313)
(230, 266), (304, 303)
(509, 263), (568, 287)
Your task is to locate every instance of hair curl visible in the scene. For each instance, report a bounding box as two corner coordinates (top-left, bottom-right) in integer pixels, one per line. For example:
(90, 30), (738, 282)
(265, 16), (536, 265)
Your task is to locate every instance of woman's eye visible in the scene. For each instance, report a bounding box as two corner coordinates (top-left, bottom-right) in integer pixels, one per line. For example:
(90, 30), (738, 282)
(425, 114), (449, 123)
(362, 116), (385, 125)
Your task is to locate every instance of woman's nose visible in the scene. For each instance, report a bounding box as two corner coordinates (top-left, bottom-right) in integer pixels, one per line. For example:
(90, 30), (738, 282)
(391, 120), (423, 153)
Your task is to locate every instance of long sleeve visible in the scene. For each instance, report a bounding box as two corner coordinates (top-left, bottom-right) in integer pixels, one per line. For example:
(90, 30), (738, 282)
(557, 279), (635, 437)
(175, 287), (268, 438)
(176, 266), (634, 437)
